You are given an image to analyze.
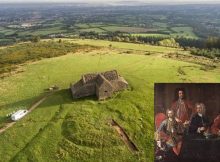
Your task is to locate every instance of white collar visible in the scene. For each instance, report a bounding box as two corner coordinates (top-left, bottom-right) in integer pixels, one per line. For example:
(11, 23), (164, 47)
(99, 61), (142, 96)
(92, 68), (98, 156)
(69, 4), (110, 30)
(168, 118), (173, 121)
(198, 113), (203, 117)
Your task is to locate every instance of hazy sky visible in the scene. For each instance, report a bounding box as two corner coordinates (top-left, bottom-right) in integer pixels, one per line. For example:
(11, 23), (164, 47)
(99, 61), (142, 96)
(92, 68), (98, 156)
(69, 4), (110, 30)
(0, 0), (220, 4)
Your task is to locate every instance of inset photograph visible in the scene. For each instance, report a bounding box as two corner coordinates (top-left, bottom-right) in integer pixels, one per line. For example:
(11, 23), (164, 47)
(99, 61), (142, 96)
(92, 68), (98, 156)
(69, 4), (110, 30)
(154, 83), (220, 162)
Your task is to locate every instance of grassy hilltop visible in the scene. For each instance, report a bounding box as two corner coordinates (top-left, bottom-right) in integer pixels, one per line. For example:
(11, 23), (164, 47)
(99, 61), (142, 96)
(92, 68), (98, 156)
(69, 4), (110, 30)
(0, 39), (220, 162)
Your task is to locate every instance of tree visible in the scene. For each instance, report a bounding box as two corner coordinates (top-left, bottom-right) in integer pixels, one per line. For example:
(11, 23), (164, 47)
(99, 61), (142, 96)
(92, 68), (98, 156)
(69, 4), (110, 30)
(112, 36), (121, 42)
(31, 35), (41, 43)
(206, 37), (220, 49)
(124, 37), (130, 42)
(158, 38), (179, 48)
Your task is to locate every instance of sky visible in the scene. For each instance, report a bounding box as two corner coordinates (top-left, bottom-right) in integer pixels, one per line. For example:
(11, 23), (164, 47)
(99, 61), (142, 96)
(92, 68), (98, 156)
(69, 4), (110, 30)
(0, 0), (220, 4)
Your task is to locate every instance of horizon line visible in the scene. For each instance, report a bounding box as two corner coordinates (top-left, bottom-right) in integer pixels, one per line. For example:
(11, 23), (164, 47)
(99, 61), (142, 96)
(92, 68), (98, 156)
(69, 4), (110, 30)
(0, 1), (220, 5)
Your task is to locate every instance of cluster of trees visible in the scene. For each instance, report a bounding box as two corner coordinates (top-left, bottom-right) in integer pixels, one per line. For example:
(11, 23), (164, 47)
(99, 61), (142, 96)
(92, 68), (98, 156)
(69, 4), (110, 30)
(190, 48), (220, 59)
(129, 35), (206, 49)
(158, 38), (180, 48)
(1, 30), (220, 67)
(0, 35), (41, 46)
(188, 37), (220, 59)
(79, 31), (220, 50)
(79, 31), (220, 60)
(79, 31), (202, 48)
(80, 31), (169, 45)
(31, 35), (41, 43)
(0, 32), (17, 46)
(206, 37), (220, 49)
(0, 34), (53, 46)
(0, 39), (15, 46)
(175, 37), (205, 49)
(0, 41), (95, 74)
(134, 36), (167, 45)
(3, 30), (219, 50)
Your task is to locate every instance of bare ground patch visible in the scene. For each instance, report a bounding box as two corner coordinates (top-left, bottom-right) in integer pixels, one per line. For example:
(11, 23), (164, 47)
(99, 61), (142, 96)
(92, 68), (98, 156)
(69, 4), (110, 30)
(108, 119), (138, 153)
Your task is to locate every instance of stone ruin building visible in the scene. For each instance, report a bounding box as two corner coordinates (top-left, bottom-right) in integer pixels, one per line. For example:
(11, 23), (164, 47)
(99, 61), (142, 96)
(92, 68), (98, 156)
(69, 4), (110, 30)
(70, 70), (128, 100)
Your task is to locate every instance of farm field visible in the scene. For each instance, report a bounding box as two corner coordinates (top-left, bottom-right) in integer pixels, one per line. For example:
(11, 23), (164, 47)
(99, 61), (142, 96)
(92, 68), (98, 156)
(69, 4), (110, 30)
(0, 22), (198, 39)
(62, 38), (181, 53)
(0, 39), (220, 162)
(75, 23), (157, 33)
(131, 33), (169, 38)
(170, 26), (199, 39)
(100, 26), (156, 33)
(0, 27), (16, 36)
(152, 22), (168, 28)
(1, 4), (220, 48)
(79, 28), (105, 33)
(18, 26), (67, 36)
(74, 23), (199, 39)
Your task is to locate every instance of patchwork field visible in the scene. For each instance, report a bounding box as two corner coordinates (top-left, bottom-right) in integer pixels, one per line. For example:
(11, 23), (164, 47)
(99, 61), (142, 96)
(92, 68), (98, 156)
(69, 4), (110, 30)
(75, 23), (157, 34)
(63, 38), (181, 53)
(0, 21), (200, 46)
(0, 39), (220, 162)
(170, 26), (198, 39)
(79, 28), (105, 33)
(0, 27), (16, 36)
(100, 26), (156, 33)
(18, 26), (67, 36)
(131, 33), (170, 38)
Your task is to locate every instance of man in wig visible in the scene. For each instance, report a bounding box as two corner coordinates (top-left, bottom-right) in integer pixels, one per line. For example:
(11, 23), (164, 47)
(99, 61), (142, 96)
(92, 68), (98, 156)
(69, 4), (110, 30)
(157, 109), (183, 156)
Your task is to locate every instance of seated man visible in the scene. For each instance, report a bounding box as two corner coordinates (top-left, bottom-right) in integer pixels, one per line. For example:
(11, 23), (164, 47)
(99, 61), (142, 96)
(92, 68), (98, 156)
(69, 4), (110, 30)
(211, 113), (220, 136)
(156, 109), (183, 156)
(189, 103), (209, 135)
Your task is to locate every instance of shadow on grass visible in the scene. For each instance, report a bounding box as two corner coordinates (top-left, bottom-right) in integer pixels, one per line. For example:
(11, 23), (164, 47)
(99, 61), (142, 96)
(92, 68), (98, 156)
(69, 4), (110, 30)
(0, 88), (99, 111)
(39, 89), (99, 108)
(0, 95), (40, 110)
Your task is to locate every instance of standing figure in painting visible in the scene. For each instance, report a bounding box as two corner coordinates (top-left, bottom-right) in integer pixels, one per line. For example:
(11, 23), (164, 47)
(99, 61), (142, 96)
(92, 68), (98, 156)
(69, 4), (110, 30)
(171, 88), (193, 133)
(156, 109), (183, 156)
(211, 113), (220, 136)
(189, 103), (210, 135)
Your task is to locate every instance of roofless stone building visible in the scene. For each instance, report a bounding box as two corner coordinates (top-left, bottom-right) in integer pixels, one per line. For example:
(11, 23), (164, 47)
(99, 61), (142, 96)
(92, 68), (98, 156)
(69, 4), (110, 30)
(70, 70), (128, 100)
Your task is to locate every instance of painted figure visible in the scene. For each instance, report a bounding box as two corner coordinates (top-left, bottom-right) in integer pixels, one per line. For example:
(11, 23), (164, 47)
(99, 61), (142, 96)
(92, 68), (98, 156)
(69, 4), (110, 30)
(189, 103), (209, 134)
(211, 114), (220, 136)
(171, 88), (193, 133)
(157, 109), (183, 156)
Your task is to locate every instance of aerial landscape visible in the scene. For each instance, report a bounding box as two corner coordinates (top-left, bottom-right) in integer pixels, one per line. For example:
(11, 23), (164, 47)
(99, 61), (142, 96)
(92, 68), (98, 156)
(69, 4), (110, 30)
(0, 0), (220, 162)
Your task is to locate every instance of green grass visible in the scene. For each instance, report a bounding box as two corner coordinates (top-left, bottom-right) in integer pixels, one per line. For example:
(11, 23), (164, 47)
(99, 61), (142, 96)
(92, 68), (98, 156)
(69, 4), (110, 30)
(101, 26), (156, 33)
(0, 41), (93, 74)
(88, 23), (109, 27)
(0, 26), (16, 36)
(0, 39), (13, 42)
(170, 26), (198, 39)
(75, 23), (91, 29)
(63, 38), (181, 53)
(0, 25), (68, 38)
(75, 23), (156, 33)
(18, 26), (67, 36)
(0, 39), (220, 162)
(152, 22), (168, 28)
(79, 28), (105, 33)
(131, 33), (169, 38)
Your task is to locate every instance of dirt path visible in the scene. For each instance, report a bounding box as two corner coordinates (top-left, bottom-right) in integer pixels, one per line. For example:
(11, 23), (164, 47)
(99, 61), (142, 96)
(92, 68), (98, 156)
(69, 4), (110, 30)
(0, 122), (16, 134)
(28, 90), (55, 112)
(0, 90), (56, 135)
(109, 119), (139, 153)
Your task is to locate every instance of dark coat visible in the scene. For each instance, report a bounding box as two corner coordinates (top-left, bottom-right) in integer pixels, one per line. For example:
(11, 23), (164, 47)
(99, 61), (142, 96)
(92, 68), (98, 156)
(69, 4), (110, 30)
(189, 113), (209, 134)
